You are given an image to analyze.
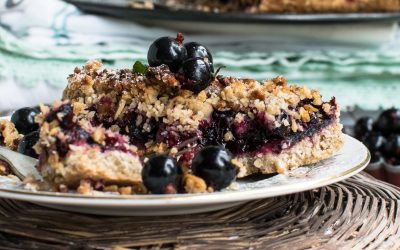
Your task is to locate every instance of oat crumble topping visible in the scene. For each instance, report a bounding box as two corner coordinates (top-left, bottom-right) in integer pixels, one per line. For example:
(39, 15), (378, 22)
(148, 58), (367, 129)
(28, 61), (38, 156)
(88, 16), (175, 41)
(63, 60), (333, 137)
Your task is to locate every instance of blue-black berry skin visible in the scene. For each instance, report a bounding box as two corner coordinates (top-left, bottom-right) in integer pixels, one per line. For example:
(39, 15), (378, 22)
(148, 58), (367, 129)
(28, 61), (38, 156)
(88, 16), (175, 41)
(354, 117), (374, 139)
(142, 155), (182, 194)
(192, 146), (236, 191)
(11, 107), (40, 135)
(375, 108), (400, 135)
(184, 42), (214, 72)
(180, 58), (213, 93)
(147, 34), (187, 73)
(17, 131), (40, 158)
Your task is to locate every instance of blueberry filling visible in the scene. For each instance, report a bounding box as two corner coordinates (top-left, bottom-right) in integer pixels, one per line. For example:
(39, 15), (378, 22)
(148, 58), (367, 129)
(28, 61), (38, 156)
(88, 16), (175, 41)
(45, 104), (74, 128)
(55, 126), (91, 157)
(156, 123), (200, 148)
(102, 134), (131, 153)
(89, 103), (161, 149)
(45, 104), (132, 157)
(123, 111), (159, 147)
(65, 93), (336, 164)
(96, 98), (337, 162)
(199, 103), (335, 156)
(153, 99), (336, 160)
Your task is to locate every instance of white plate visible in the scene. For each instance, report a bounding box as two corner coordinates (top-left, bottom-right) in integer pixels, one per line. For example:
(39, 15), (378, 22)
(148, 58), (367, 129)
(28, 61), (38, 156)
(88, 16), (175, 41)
(0, 133), (369, 216)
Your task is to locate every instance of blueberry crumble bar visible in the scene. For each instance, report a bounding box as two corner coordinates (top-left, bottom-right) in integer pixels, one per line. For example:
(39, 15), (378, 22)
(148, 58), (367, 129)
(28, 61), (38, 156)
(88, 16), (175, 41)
(163, 0), (400, 13)
(1, 33), (344, 194)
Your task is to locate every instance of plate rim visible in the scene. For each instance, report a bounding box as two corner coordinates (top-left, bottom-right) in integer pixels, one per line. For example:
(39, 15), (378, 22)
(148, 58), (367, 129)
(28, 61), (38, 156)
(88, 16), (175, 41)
(0, 134), (370, 207)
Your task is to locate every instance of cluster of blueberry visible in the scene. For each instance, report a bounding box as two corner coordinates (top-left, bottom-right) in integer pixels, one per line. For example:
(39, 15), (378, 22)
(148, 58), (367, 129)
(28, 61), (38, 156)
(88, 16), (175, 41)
(146, 34), (238, 193)
(147, 33), (214, 93)
(354, 108), (400, 165)
(10, 107), (41, 158)
(142, 146), (236, 194)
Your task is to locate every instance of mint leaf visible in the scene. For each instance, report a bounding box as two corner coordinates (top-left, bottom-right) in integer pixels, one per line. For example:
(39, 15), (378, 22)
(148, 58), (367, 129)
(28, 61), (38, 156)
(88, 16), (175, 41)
(133, 61), (148, 75)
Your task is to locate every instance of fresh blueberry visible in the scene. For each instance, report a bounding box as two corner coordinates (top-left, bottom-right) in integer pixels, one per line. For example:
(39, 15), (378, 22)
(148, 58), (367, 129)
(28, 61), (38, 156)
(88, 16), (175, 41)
(362, 133), (385, 152)
(354, 117), (374, 139)
(11, 107), (40, 135)
(191, 146), (236, 191)
(370, 151), (383, 164)
(383, 134), (400, 158)
(17, 131), (39, 158)
(54, 126), (89, 158)
(375, 108), (400, 134)
(180, 58), (213, 93)
(142, 155), (182, 194)
(147, 33), (187, 72)
(184, 42), (214, 72)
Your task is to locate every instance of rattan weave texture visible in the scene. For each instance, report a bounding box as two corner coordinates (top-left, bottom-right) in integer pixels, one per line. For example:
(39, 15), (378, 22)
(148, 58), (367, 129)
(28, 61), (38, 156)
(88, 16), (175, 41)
(0, 173), (398, 249)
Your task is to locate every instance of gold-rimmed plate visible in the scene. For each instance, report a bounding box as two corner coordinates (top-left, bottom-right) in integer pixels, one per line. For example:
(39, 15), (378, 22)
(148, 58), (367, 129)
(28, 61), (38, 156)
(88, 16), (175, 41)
(0, 131), (369, 216)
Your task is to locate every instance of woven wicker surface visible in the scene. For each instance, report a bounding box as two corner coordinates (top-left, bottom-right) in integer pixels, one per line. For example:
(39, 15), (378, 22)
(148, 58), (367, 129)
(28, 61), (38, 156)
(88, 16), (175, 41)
(0, 173), (399, 249)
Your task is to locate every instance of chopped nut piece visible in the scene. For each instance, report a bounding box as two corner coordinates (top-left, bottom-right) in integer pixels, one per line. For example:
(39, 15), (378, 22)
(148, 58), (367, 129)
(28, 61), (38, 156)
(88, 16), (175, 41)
(299, 107), (311, 123)
(170, 147), (178, 156)
(322, 103), (332, 115)
(92, 128), (105, 144)
(304, 104), (318, 113)
(104, 185), (119, 193)
(224, 131), (234, 141)
(77, 179), (93, 194)
(272, 76), (287, 86)
(84, 59), (102, 73)
(250, 89), (265, 100)
(118, 186), (133, 195)
(114, 99), (126, 120)
(72, 102), (86, 115)
(291, 118), (298, 132)
(183, 174), (208, 193)
(254, 159), (263, 168)
(312, 90), (323, 106)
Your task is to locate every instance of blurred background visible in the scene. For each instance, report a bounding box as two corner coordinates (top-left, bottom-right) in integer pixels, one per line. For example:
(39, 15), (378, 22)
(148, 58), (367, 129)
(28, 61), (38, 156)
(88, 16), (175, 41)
(1, 0), (400, 111)
(0, 0), (400, 181)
